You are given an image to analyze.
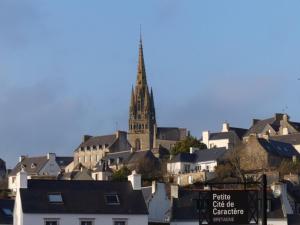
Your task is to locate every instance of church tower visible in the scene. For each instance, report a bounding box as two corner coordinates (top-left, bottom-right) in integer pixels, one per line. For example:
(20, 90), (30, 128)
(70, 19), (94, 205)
(127, 37), (156, 150)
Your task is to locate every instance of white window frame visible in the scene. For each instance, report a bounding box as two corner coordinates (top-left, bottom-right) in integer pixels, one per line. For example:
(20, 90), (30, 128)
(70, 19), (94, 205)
(79, 218), (95, 225)
(113, 218), (128, 225)
(44, 218), (60, 225)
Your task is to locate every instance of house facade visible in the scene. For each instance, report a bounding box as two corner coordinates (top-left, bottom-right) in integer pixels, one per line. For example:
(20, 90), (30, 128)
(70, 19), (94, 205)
(13, 170), (148, 225)
(142, 181), (171, 223)
(243, 113), (300, 140)
(74, 131), (131, 169)
(240, 136), (300, 171)
(202, 122), (247, 150)
(8, 153), (62, 192)
(167, 148), (226, 175)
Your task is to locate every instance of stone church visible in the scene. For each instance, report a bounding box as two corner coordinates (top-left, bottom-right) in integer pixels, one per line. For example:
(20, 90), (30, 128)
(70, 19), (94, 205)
(73, 37), (187, 169)
(127, 37), (187, 151)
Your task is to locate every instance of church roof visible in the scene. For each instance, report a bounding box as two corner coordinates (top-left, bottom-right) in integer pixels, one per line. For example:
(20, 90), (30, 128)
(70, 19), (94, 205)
(156, 127), (186, 141)
(76, 134), (117, 150)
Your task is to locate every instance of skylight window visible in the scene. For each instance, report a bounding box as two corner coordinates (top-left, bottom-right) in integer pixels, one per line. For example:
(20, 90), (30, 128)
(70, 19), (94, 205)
(48, 193), (63, 203)
(2, 208), (12, 216)
(104, 193), (120, 205)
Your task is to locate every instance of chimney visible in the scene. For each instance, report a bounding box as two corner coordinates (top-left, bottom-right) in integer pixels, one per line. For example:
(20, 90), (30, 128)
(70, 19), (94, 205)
(47, 153), (56, 161)
(170, 185), (178, 199)
(128, 170), (141, 190)
(283, 114), (289, 122)
(275, 113), (284, 121)
(152, 180), (156, 194)
(82, 135), (92, 143)
(190, 147), (198, 154)
(202, 131), (210, 148)
(19, 155), (26, 162)
(16, 168), (28, 189)
(222, 122), (229, 132)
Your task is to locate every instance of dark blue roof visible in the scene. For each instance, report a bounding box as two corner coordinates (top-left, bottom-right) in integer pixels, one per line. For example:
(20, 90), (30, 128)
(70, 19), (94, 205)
(258, 138), (300, 158)
(171, 148), (227, 163)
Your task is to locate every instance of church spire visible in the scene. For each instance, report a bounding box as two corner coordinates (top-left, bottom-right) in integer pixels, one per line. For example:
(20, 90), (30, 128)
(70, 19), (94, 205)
(130, 86), (135, 114)
(136, 33), (147, 87)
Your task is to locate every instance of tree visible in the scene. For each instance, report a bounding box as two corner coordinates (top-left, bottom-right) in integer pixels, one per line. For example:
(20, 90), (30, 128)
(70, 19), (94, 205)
(171, 136), (207, 155)
(278, 159), (300, 176)
(111, 166), (131, 182)
(135, 157), (161, 181)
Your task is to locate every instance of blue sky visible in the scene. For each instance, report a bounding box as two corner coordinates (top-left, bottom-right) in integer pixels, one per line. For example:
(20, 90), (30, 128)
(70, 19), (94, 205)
(1, 1), (300, 167)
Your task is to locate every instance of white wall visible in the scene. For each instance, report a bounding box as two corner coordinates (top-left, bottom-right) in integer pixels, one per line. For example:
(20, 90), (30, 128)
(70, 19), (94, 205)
(39, 159), (61, 176)
(167, 160), (218, 174)
(21, 213), (147, 225)
(148, 183), (171, 223)
(207, 139), (229, 149)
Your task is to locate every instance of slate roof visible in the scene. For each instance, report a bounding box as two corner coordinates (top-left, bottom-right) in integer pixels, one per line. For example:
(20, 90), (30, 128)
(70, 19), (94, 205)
(141, 186), (152, 203)
(20, 179), (148, 215)
(0, 199), (14, 224)
(93, 161), (113, 173)
(287, 215), (300, 225)
(9, 156), (49, 176)
(156, 127), (185, 141)
(170, 148), (227, 164)
(102, 151), (132, 166)
(59, 169), (93, 181)
(270, 133), (300, 145)
(76, 134), (117, 150)
(257, 138), (300, 158)
(245, 117), (280, 137)
(209, 127), (247, 142)
(102, 150), (157, 167)
(171, 190), (284, 222)
(55, 157), (73, 169)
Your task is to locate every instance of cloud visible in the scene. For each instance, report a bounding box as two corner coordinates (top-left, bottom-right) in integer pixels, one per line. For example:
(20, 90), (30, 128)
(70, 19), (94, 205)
(0, 1), (43, 48)
(158, 75), (283, 137)
(0, 78), (87, 167)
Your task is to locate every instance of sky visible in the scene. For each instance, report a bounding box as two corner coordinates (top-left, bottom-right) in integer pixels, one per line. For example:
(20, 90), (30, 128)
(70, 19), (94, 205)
(1, 1), (300, 167)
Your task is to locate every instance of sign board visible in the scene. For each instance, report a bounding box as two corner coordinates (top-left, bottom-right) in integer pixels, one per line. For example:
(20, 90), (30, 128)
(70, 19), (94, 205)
(208, 190), (249, 225)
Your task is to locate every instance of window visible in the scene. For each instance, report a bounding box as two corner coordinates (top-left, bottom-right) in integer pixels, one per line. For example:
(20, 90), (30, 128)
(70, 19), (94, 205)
(48, 193), (63, 203)
(44, 219), (59, 225)
(80, 219), (94, 225)
(2, 208), (12, 216)
(184, 164), (190, 173)
(113, 220), (127, 225)
(105, 193), (120, 205)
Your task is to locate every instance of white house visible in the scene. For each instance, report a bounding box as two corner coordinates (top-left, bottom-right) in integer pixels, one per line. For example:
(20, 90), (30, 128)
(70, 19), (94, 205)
(142, 181), (171, 223)
(202, 122), (247, 150)
(8, 153), (71, 192)
(167, 147), (227, 175)
(13, 170), (148, 225)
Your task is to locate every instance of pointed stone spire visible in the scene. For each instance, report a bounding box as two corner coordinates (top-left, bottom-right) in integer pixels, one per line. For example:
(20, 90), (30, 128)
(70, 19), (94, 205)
(136, 34), (147, 87)
(130, 86), (135, 114)
(144, 85), (150, 111)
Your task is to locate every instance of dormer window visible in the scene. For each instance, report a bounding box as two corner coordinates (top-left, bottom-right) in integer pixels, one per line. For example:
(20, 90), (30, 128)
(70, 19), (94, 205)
(48, 193), (63, 203)
(31, 163), (37, 169)
(104, 193), (120, 205)
(93, 145), (96, 150)
(2, 208), (12, 216)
